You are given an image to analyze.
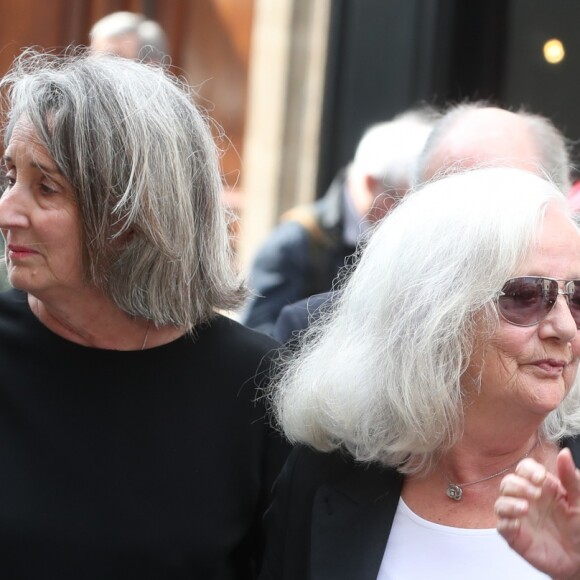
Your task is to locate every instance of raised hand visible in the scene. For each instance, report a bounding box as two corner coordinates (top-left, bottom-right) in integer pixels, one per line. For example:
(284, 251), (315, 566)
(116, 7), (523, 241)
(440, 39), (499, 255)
(495, 448), (580, 579)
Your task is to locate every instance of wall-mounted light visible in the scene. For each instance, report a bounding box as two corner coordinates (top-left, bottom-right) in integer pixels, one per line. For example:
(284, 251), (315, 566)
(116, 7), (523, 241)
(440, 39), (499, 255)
(543, 38), (565, 64)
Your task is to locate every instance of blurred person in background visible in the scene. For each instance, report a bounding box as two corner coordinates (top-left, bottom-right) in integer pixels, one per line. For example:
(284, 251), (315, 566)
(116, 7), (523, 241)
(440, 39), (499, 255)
(90, 11), (168, 62)
(415, 102), (571, 192)
(0, 49), (286, 578)
(242, 108), (436, 336)
(272, 109), (436, 343)
(261, 168), (580, 579)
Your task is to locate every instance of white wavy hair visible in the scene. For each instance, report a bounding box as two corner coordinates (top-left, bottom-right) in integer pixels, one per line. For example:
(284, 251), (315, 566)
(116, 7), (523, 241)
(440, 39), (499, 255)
(270, 167), (580, 475)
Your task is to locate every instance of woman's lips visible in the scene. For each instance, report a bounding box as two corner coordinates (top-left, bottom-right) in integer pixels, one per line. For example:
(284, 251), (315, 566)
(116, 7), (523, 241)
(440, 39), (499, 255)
(7, 244), (38, 259)
(531, 359), (567, 375)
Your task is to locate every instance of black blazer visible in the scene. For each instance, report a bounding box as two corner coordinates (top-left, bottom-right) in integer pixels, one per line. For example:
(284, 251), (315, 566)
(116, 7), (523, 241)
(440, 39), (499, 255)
(259, 439), (580, 580)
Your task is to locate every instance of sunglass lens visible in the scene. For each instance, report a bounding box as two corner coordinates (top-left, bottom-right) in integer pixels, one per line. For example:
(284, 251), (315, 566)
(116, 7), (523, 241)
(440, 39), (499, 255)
(498, 277), (557, 326)
(567, 281), (580, 328)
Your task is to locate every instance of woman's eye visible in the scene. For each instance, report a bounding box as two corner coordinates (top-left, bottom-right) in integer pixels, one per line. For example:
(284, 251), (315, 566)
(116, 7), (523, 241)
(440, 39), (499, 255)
(40, 182), (57, 194)
(3, 174), (15, 188)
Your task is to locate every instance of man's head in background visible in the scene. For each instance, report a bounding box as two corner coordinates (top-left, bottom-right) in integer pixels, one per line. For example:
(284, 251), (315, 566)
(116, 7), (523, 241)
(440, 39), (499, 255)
(90, 11), (169, 63)
(414, 102), (571, 192)
(346, 108), (437, 224)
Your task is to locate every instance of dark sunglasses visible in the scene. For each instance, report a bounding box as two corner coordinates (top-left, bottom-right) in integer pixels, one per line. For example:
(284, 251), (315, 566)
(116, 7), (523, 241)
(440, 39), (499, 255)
(497, 276), (580, 328)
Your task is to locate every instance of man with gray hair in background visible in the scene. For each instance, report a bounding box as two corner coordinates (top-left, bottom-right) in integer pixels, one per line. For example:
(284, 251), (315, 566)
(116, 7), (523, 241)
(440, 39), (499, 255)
(89, 11), (168, 63)
(241, 108), (437, 336)
(414, 102), (571, 191)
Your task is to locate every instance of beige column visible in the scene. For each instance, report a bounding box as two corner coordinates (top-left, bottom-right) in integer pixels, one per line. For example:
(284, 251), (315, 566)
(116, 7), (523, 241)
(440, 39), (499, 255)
(237, 0), (331, 271)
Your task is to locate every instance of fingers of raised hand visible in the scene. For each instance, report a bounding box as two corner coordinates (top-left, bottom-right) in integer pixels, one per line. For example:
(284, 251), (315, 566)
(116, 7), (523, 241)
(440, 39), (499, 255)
(499, 470), (543, 502)
(495, 496), (529, 517)
(495, 477), (535, 542)
(496, 512), (522, 542)
(557, 448), (580, 505)
(514, 458), (548, 487)
(495, 461), (548, 542)
(496, 502), (523, 543)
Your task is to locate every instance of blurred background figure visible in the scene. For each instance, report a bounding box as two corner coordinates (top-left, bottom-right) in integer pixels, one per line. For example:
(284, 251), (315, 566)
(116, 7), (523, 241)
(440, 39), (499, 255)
(89, 11), (168, 62)
(415, 102), (571, 191)
(241, 108), (436, 336)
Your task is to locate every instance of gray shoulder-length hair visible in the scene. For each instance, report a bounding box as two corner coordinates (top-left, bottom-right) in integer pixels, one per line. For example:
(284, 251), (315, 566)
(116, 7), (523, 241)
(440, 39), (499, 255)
(0, 49), (245, 327)
(271, 167), (580, 475)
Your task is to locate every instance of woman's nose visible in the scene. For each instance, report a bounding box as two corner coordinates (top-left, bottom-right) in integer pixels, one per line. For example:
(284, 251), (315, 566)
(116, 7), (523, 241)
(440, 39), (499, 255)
(540, 294), (578, 343)
(0, 184), (30, 230)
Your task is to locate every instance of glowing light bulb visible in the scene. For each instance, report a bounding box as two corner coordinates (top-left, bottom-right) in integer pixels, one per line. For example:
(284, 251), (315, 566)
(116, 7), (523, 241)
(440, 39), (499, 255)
(543, 39), (565, 64)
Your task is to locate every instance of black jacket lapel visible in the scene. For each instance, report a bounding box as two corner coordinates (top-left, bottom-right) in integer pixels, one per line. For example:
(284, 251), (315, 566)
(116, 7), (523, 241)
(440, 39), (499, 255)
(310, 463), (403, 580)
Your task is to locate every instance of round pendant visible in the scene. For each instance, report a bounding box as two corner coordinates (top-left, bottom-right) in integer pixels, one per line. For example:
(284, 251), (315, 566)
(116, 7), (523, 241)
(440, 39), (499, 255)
(446, 483), (463, 501)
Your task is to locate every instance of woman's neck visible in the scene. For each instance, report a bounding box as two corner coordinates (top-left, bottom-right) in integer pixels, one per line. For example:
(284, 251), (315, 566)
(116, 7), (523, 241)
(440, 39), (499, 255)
(441, 431), (542, 486)
(402, 433), (558, 528)
(28, 291), (187, 350)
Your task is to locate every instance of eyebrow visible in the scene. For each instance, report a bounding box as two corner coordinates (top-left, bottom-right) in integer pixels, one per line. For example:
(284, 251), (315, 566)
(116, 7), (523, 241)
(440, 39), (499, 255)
(3, 154), (63, 177)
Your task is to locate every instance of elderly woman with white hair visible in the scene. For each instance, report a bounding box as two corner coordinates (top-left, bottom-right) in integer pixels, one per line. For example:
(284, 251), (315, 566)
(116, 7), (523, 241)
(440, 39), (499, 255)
(260, 167), (580, 579)
(0, 50), (286, 578)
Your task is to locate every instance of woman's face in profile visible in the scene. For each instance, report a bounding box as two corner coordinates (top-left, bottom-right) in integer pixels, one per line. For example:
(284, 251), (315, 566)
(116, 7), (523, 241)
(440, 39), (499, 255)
(467, 206), (580, 422)
(0, 118), (84, 299)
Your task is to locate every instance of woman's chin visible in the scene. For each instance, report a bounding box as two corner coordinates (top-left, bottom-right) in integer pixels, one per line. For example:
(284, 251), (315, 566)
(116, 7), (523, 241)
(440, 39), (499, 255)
(529, 384), (567, 416)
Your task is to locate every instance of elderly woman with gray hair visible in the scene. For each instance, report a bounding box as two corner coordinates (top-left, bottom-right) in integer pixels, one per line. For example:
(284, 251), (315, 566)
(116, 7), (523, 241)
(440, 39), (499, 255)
(0, 50), (286, 578)
(261, 167), (580, 579)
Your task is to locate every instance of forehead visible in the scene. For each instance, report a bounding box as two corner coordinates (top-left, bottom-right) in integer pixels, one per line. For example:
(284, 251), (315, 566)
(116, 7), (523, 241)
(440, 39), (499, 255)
(517, 206), (580, 276)
(5, 119), (53, 162)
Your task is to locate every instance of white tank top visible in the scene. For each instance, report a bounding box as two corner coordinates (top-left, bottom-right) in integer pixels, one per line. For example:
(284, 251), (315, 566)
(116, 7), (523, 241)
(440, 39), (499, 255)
(377, 498), (550, 579)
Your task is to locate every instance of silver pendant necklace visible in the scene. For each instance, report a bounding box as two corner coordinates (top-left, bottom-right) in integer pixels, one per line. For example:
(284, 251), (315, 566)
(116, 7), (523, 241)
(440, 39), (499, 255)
(444, 441), (538, 501)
